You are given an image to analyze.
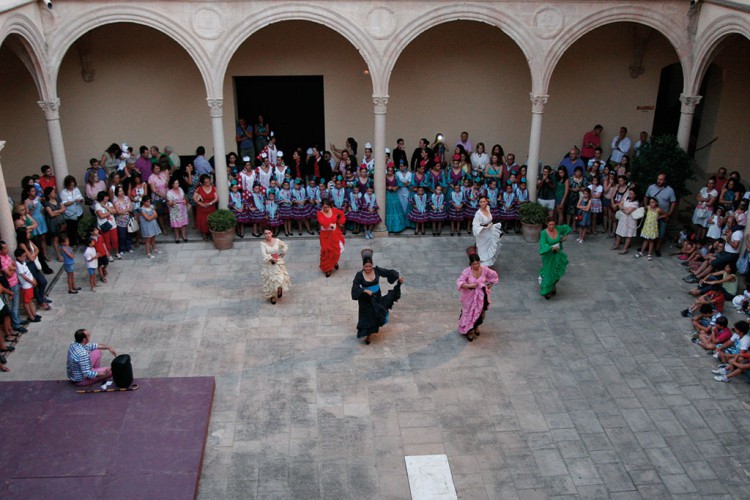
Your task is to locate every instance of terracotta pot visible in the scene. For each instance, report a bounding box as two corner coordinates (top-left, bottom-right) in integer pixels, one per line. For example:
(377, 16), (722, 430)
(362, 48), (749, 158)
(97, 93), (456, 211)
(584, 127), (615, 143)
(210, 229), (234, 250)
(521, 222), (542, 243)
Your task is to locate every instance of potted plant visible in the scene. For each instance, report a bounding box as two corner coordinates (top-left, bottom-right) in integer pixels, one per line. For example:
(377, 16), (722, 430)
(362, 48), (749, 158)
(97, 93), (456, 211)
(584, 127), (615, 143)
(519, 202), (548, 243)
(207, 209), (236, 250)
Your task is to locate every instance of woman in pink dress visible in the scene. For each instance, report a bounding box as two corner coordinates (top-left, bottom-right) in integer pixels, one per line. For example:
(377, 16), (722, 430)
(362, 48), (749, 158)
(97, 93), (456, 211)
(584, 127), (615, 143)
(166, 176), (189, 243)
(456, 247), (499, 341)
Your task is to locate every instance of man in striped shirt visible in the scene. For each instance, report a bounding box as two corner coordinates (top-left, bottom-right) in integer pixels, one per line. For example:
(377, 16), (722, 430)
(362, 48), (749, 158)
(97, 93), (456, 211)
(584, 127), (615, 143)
(66, 329), (117, 386)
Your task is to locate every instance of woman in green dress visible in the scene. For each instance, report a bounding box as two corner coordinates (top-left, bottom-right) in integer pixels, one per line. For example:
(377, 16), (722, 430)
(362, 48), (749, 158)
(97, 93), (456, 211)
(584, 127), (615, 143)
(539, 217), (571, 300)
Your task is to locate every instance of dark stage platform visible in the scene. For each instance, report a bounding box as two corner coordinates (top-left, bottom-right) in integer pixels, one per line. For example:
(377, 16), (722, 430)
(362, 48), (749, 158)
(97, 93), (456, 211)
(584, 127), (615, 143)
(0, 377), (215, 500)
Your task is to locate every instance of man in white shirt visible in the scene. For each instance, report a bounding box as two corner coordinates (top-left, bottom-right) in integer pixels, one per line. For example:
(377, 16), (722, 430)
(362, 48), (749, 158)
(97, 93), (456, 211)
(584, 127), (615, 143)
(610, 127), (631, 165)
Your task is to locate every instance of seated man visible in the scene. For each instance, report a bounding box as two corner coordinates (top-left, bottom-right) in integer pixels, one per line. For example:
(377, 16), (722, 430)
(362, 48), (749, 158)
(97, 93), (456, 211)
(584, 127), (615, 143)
(67, 328), (117, 386)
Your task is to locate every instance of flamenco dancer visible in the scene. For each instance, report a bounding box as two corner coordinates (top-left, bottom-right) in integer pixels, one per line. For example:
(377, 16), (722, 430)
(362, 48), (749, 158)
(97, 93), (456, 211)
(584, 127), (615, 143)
(457, 247), (499, 341)
(538, 217), (571, 300)
(317, 199), (346, 277)
(351, 249), (405, 345)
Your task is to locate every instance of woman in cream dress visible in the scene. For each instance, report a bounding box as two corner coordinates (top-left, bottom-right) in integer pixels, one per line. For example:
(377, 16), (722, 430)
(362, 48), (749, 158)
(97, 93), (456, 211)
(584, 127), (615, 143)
(260, 229), (291, 304)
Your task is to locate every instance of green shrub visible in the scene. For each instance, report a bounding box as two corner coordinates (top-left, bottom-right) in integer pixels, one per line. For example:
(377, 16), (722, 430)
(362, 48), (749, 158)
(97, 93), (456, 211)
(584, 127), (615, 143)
(207, 209), (236, 232)
(629, 135), (694, 198)
(519, 202), (548, 225)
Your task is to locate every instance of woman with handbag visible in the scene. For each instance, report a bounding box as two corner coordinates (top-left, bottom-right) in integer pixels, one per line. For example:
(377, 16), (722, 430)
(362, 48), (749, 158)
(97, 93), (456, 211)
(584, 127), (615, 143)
(692, 177), (719, 241)
(94, 191), (120, 260)
(611, 188), (640, 255)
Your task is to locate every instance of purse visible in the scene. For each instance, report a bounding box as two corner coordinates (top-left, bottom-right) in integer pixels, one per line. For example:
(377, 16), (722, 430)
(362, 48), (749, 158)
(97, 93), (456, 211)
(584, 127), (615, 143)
(127, 217), (139, 233)
(631, 207), (645, 220)
(99, 221), (113, 232)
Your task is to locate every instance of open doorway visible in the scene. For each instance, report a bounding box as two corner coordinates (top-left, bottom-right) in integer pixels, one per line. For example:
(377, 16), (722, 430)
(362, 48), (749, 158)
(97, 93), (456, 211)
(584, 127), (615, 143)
(233, 75), (325, 156)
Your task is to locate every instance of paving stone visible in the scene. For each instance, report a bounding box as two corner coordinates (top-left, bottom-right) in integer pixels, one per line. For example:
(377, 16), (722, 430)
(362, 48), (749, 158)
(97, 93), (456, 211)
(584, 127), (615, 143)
(8, 234), (750, 499)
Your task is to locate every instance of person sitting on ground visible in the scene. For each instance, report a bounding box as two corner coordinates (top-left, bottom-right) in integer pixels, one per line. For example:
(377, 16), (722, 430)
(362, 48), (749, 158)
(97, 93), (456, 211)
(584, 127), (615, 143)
(690, 304), (721, 338)
(713, 322), (750, 382)
(681, 287), (725, 317)
(66, 328), (117, 386)
(731, 284), (750, 313)
(692, 315), (731, 352)
(713, 321), (749, 366)
(688, 263), (737, 299)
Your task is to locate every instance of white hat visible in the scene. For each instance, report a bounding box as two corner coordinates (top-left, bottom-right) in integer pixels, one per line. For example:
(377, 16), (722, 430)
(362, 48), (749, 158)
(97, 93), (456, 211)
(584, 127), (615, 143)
(385, 147), (391, 154)
(365, 142), (372, 150)
(277, 151), (284, 158)
(242, 156), (251, 162)
(270, 131), (275, 138)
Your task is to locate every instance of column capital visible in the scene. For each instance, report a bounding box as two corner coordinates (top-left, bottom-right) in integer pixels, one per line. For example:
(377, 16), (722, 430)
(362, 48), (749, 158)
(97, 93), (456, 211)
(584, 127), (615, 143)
(679, 93), (702, 113)
(37, 99), (61, 120)
(206, 98), (223, 118)
(372, 95), (389, 114)
(529, 93), (549, 113)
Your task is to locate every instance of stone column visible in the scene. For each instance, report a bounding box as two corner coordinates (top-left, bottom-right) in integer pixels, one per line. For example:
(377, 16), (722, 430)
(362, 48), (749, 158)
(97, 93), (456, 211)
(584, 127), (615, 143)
(373, 96), (388, 233)
(207, 98), (228, 209)
(37, 99), (70, 192)
(526, 93), (548, 202)
(677, 94), (702, 152)
(0, 142), (17, 251)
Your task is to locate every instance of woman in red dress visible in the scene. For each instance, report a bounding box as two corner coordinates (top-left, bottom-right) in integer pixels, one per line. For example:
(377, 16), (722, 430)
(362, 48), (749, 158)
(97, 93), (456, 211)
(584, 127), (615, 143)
(317, 199), (346, 277)
(193, 174), (218, 240)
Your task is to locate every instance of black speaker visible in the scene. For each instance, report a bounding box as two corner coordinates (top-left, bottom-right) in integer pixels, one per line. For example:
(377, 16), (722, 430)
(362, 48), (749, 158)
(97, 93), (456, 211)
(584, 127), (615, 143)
(111, 354), (133, 388)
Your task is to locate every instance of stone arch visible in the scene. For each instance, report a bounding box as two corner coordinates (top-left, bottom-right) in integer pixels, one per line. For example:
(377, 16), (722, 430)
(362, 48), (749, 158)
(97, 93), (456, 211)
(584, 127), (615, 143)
(0, 13), (49, 99)
(542, 5), (689, 95)
(212, 5), (379, 98)
(45, 5), (211, 95)
(382, 5), (537, 95)
(690, 15), (750, 97)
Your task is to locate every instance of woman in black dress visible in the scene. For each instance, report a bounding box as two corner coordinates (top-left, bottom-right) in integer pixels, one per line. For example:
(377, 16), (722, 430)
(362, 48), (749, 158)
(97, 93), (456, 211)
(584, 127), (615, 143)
(351, 249), (405, 345)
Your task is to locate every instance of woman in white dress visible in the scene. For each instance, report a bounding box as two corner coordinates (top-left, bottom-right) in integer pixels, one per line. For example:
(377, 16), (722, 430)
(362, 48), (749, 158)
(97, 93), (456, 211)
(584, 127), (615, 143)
(472, 196), (502, 266)
(260, 229), (291, 304)
(612, 187), (640, 255)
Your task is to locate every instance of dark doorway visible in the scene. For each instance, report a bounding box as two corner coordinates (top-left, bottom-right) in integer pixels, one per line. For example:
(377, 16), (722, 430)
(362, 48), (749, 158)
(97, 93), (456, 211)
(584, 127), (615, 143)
(233, 76), (325, 156)
(653, 63), (710, 156)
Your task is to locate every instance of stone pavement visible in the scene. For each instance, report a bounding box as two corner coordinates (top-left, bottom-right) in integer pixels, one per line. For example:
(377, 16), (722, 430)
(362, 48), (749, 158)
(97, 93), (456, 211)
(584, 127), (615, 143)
(5, 229), (750, 499)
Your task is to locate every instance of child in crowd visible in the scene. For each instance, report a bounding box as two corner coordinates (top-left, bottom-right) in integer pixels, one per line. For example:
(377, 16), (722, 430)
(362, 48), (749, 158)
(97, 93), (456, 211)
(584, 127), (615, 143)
(713, 321), (750, 382)
(277, 180), (294, 237)
(360, 185), (381, 240)
(690, 304), (721, 338)
(83, 237), (98, 291)
(635, 197), (665, 260)
(692, 315), (731, 352)
(14, 249), (39, 322)
(681, 287), (726, 317)
(265, 191), (283, 237)
(60, 235), (80, 294)
(588, 175), (603, 234)
(248, 183), (266, 237)
(498, 180), (519, 234)
(347, 184), (362, 234)
(139, 195), (161, 258)
(462, 179), (480, 233)
(409, 186), (430, 236)
(430, 185), (446, 236)
(706, 206), (726, 241)
(91, 227), (109, 282)
(486, 179), (501, 223)
(448, 184), (465, 236)
(576, 188), (592, 243)
(291, 179), (311, 235)
(228, 181), (246, 238)
(516, 178), (530, 206)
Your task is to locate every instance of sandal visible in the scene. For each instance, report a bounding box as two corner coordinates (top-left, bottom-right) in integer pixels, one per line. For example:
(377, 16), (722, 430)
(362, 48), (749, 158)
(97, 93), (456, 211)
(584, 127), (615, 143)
(0, 366), (9, 372)
(619, 250), (628, 255)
